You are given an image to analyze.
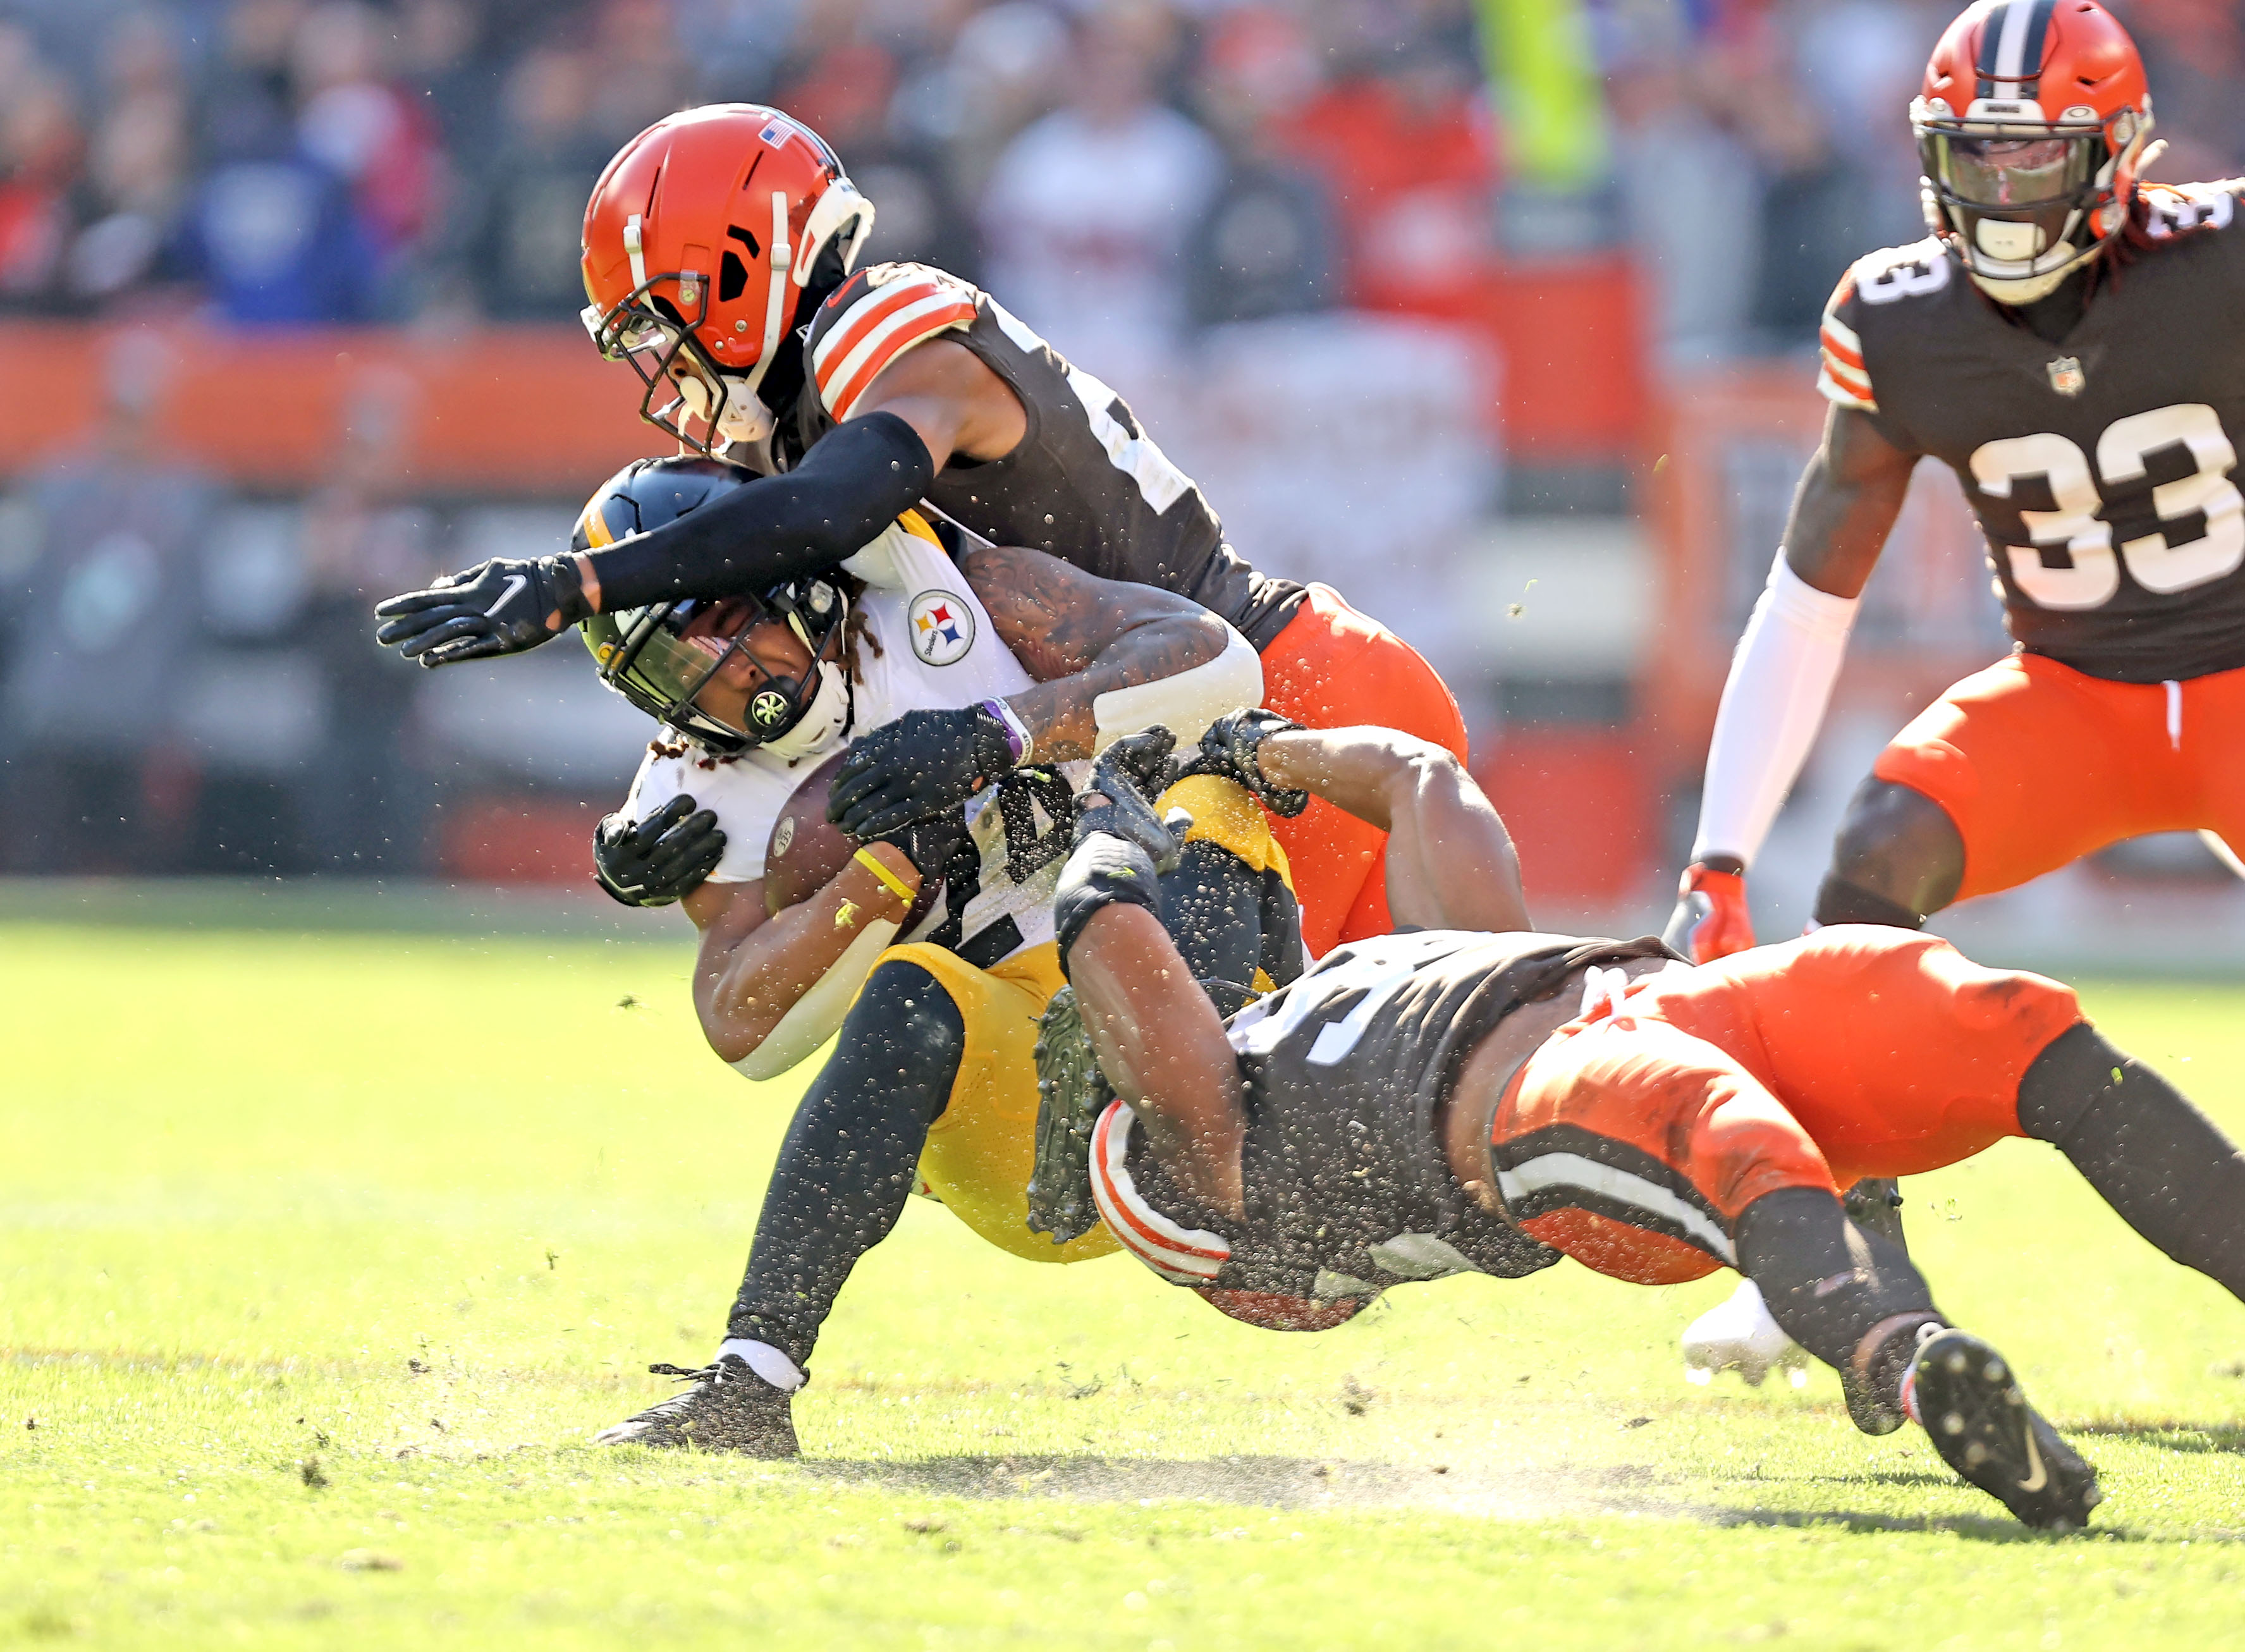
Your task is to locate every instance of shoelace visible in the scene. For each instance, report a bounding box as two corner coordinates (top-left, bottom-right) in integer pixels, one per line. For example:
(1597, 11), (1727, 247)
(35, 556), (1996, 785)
(648, 1361), (721, 1383)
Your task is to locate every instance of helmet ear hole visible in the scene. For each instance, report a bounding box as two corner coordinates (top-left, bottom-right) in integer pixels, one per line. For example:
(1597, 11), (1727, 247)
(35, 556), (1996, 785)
(719, 250), (749, 304)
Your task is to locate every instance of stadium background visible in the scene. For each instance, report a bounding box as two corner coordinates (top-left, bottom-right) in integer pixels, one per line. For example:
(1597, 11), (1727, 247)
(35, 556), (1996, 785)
(1, 0), (2240, 962)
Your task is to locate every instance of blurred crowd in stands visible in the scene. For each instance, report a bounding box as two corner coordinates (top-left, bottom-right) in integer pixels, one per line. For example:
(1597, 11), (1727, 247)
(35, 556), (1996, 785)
(2, 0), (2235, 360)
(4, 0), (2243, 883)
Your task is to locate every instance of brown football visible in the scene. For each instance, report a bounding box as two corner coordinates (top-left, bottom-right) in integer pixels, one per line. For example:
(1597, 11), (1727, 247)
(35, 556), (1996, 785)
(763, 747), (941, 929)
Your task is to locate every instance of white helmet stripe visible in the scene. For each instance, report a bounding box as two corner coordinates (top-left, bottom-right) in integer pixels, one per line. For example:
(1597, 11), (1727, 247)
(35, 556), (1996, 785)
(737, 190), (794, 400)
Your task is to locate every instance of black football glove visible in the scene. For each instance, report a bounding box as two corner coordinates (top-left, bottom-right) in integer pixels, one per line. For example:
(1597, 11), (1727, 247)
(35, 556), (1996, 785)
(1178, 708), (1310, 817)
(827, 705), (1018, 840)
(592, 795), (726, 907)
(373, 555), (594, 668)
(874, 804), (977, 889)
(1072, 726), (1187, 874)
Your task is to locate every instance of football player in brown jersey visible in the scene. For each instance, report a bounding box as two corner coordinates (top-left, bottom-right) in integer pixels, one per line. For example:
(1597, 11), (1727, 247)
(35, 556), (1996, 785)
(1660, 0), (2245, 1375)
(372, 104), (1467, 960)
(1048, 713), (2245, 1529)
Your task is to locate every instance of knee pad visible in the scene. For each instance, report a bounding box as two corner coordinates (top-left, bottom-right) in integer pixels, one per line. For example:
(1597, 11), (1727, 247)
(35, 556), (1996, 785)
(838, 960), (967, 1112)
(1148, 774), (1307, 996)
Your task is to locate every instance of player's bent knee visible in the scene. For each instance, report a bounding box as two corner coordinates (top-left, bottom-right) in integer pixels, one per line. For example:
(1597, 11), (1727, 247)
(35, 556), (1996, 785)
(1159, 773), (1285, 879)
(843, 958), (969, 1089)
(1823, 778), (1966, 921)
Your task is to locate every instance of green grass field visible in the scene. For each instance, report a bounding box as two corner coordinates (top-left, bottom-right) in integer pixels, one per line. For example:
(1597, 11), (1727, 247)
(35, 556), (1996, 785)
(4, 914), (2244, 1650)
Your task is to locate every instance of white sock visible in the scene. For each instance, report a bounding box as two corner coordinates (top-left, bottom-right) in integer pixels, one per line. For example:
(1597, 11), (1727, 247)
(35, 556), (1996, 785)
(716, 1337), (805, 1392)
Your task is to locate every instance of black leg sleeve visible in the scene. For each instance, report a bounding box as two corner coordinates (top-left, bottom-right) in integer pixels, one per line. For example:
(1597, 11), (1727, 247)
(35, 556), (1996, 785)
(725, 960), (965, 1367)
(1736, 1185), (1942, 1428)
(2017, 1022), (2245, 1300)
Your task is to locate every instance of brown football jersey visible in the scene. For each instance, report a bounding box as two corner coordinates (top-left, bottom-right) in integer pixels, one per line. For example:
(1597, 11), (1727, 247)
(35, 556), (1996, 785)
(1095, 929), (1675, 1302)
(795, 262), (1306, 649)
(1818, 182), (2245, 683)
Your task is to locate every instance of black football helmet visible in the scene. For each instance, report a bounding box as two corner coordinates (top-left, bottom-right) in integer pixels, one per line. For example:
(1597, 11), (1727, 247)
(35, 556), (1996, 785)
(573, 456), (849, 756)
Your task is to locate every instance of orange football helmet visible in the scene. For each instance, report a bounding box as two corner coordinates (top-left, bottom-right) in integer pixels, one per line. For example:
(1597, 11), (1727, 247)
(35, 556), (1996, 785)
(581, 105), (875, 454)
(1912, 0), (2153, 303)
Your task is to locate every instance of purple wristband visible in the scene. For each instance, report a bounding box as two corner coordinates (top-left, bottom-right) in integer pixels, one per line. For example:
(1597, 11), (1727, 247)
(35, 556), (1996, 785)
(978, 699), (1029, 763)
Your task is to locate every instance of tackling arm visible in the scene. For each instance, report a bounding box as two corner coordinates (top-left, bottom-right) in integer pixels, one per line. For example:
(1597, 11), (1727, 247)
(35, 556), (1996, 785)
(964, 542), (1254, 759)
(1060, 719), (1532, 1217)
(1250, 725), (1531, 934)
(1068, 900), (1252, 1216)
(587, 340), (1027, 615)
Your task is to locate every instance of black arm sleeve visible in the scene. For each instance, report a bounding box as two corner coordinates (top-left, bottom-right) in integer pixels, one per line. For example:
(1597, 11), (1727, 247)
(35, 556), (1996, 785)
(584, 412), (936, 610)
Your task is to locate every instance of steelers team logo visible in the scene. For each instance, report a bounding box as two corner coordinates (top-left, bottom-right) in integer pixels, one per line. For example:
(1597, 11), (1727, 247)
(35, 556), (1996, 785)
(750, 688), (792, 730)
(908, 590), (975, 665)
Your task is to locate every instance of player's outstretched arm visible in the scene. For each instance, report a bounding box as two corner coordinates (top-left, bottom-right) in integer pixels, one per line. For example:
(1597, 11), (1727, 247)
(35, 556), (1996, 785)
(1248, 724), (1531, 935)
(372, 417), (937, 666)
(826, 545), (1257, 839)
(681, 843), (921, 1065)
(1668, 405), (1919, 960)
(1067, 900), (1250, 1216)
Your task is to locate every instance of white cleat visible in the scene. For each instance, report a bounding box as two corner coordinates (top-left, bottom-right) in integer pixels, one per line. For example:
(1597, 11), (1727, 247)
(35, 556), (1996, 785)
(1682, 1279), (1809, 1388)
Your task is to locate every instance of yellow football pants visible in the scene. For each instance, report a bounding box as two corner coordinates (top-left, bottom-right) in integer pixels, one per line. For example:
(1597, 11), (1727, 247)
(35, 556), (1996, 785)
(867, 773), (1290, 1265)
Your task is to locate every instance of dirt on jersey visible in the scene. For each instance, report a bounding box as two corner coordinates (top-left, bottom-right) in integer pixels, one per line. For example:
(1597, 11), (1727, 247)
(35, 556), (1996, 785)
(1820, 183), (2245, 683)
(1117, 931), (1675, 1300)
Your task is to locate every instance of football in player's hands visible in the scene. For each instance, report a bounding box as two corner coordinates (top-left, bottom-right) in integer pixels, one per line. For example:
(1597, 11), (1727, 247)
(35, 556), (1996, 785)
(1663, 862), (1756, 963)
(372, 555), (592, 667)
(826, 706), (1017, 838)
(593, 795), (725, 907)
(765, 747), (947, 929)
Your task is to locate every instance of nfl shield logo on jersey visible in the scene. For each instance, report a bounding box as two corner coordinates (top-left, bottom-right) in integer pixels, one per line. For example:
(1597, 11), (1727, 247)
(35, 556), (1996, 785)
(2048, 357), (2086, 397)
(909, 590), (976, 665)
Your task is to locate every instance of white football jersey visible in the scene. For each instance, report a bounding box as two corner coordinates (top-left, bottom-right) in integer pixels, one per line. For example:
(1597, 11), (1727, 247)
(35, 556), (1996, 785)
(623, 513), (1084, 974)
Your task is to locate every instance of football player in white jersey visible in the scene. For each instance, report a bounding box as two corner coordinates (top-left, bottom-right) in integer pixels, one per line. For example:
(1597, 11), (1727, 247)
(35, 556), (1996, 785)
(566, 456), (1292, 1455)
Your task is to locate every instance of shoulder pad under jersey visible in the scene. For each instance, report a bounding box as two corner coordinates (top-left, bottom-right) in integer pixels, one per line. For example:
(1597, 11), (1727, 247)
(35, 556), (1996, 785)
(805, 262), (981, 422)
(1816, 237), (1955, 413)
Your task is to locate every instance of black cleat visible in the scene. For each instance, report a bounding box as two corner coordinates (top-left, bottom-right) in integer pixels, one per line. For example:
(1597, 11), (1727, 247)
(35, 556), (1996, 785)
(1843, 1177), (1909, 1252)
(593, 1355), (800, 1457)
(1028, 986), (1110, 1246)
(1911, 1330), (2099, 1530)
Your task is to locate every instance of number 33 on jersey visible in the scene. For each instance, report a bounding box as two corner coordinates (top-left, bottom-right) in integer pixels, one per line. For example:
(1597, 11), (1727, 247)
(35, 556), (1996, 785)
(1818, 181), (2245, 684)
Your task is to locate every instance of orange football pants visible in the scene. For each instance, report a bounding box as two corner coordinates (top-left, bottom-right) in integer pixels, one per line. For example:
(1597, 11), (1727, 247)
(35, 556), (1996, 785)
(1489, 928), (2084, 1287)
(1871, 653), (2245, 901)
(1257, 583), (1469, 956)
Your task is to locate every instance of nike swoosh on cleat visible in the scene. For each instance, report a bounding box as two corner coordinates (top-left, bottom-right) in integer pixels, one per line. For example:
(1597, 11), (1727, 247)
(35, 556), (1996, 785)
(2017, 1426), (2048, 1493)
(485, 574), (527, 617)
